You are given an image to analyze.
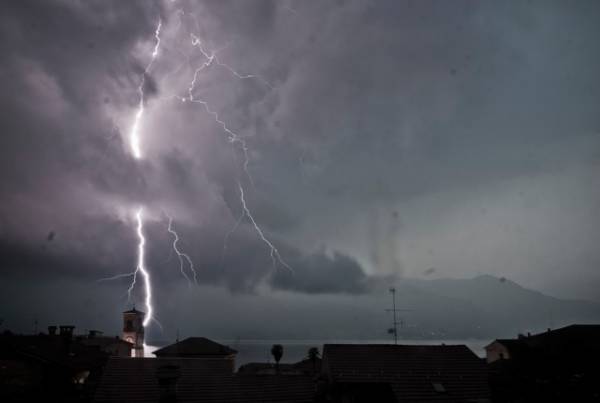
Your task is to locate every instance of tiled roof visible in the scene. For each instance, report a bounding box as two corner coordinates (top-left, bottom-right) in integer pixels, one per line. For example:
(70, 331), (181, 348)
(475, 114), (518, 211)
(529, 324), (600, 346)
(237, 359), (321, 376)
(153, 337), (237, 357)
(1, 334), (108, 371)
(80, 336), (132, 348)
(323, 344), (490, 402)
(237, 358), (321, 375)
(237, 362), (294, 374)
(232, 375), (315, 403)
(93, 357), (233, 402)
(292, 357), (322, 374)
(93, 357), (315, 402)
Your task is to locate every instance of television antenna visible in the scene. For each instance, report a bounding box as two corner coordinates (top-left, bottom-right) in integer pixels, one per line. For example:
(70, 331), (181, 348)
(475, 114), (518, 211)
(385, 287), (412, 344)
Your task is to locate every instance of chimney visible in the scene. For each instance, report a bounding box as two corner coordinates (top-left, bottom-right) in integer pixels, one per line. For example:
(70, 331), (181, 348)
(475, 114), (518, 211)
(48, 326), (57, 336)
(88, 330), (103, 338)
(59, 325), (75, 339)
(156, 365), (181, 403)
(58, 325), (75, 353)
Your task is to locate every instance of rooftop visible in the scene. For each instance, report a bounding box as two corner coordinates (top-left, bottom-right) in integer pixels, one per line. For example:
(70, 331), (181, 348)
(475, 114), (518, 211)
(122, 307), (145, 315)
(0, 333), (108, 371)
(490, 324), (600, 348)
(79, 336), (133, 348)
(323, 344), (490, 402)
(153, 337), (237, 357)
(488, 324), (600, 361)
(93, 357), (232, 402)
(94, 357), (314, 403)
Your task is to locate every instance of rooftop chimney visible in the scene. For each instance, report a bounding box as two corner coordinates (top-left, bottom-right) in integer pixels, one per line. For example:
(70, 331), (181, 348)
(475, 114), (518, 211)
(88, 330), (103, 338)
(59, 325), (75, 339)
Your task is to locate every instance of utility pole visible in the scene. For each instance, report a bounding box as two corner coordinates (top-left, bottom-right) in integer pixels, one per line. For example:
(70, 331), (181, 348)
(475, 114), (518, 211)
(385, 287), (412, 344)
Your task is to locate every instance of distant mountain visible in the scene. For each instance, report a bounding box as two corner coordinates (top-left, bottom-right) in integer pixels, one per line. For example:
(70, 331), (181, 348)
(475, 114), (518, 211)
(148, 274), (600, 342)
(391, 275), (600, 339)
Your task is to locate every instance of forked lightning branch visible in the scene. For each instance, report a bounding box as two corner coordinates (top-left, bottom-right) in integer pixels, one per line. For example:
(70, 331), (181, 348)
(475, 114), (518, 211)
(107, 13), (291, 331)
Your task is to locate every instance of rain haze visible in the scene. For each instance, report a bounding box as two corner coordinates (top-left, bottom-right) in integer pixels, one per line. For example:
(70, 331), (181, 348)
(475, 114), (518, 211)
(1, 0), (599, 344)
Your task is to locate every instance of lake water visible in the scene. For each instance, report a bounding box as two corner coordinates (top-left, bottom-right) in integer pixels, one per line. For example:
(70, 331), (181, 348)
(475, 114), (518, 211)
(145, 339), (489, 368)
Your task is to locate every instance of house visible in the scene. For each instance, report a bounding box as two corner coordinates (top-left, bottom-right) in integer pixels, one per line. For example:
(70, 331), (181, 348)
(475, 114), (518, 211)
(320, 344), (491, 403)
(0, 326), (110, 402)
(153, 337), (238, 373)
(79, 330), (133, 357)
(485, 324), (600, 363)
(484, 339), (523, 363)
(486, 324), (600, 402)
(153, 337), (237, 359)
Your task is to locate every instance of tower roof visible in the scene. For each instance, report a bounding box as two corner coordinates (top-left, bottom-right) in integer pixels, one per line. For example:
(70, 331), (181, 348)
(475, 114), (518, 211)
(123, 307), (145, 315)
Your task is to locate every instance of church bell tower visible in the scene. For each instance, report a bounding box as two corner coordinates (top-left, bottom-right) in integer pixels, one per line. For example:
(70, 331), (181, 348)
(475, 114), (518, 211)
(122, 307), (145, 357)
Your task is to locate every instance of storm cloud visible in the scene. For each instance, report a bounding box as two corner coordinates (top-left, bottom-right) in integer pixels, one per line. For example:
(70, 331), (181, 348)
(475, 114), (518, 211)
(1, 0), (599, 336)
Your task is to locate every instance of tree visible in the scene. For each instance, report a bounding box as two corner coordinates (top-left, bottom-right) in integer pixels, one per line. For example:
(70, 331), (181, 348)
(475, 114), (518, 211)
(271, 344), (284, 373)
(307, 347), (320, 373)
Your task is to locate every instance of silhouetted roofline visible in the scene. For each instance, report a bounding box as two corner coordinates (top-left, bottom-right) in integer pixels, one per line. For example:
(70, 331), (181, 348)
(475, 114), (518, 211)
(122, 308), (145, 314)
(153, 337), (237, 357)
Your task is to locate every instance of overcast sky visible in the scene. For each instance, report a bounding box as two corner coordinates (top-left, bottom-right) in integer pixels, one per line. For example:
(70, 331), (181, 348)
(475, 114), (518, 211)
(1, 0), (599, 338)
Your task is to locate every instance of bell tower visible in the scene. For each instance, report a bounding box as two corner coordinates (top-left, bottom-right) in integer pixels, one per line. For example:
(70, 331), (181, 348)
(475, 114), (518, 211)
(122, 307), (145, 357)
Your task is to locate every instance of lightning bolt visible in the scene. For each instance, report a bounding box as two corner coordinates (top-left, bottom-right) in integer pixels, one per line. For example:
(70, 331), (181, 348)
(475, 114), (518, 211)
(98, 217), (160, 326)
(238, 182), (293, 272)
(190, 33), (273, 88)
(167, 215), (197, 286)
(185, 59), (254, 186)
(130, 19), (162, 160)
(221, 211), (244, 266)
(183, 28), (292, 272)
(124, 19), (162, 329)
(102, 12), (292, 332)
(127, 208), (153, 327)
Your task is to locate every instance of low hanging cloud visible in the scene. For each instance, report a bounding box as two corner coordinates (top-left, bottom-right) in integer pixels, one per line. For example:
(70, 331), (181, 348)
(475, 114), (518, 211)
(271, 251), (370, 294)
(0, 212), (377, 296)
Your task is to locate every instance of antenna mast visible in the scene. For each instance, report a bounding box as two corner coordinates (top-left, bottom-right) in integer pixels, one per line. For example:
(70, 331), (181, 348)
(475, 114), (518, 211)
(385, 287), (412, 344)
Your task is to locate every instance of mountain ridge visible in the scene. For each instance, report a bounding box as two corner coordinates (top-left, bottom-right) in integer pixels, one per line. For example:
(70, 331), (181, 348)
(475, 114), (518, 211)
(388, 274), (600, 339)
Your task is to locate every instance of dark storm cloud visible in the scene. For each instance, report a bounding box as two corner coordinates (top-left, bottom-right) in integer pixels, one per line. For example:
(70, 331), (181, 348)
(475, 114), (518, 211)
(0, 211), (374, 297)
(271, 251), (370, 294)
(0, 0), (159, 205)
(0, 212), (140, 290)
(1, 0), (600, 338)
